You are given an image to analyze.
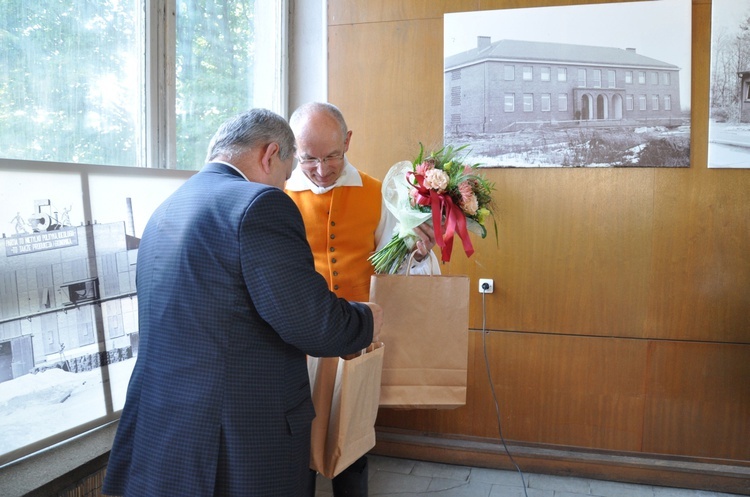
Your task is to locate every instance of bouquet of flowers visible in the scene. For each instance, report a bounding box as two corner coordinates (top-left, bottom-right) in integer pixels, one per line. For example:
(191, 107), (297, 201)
(369, 143), (497, 274)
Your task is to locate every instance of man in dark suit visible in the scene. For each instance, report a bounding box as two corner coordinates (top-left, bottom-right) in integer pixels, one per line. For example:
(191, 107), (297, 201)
(102, 109), (382, 496)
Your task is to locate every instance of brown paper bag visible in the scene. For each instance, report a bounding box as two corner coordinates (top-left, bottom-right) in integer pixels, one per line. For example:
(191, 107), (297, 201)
(369, 272), (469, 408)
(308, 342), (384, 478)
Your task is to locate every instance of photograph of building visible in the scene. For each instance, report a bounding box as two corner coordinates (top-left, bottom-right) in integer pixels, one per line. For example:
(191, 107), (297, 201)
(707, 0), (750, 168)
(445, 38), (683, 133)
(0, 164), (188, 463)
(444, 0), (691, 167)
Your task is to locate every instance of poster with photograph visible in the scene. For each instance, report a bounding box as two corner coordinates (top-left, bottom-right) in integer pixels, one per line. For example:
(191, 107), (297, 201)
(708, 0), (750, 169)
(0, 163), (190, 464)
(444, 0), (692, 168)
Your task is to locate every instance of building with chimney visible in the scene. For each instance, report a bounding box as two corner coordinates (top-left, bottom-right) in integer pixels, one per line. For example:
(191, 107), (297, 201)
(0, 201), (139, 382)
(445, 37), (684, 133)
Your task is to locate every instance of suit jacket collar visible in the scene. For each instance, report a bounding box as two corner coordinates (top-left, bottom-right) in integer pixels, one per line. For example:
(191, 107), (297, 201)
(203, 161), (249, 181)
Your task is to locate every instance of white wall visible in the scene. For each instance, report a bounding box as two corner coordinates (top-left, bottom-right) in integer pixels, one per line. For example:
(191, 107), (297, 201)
(288, 0), (327, 116)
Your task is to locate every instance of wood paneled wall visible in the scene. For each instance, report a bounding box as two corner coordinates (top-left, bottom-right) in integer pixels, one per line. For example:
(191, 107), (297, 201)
(325, 0), (750, 483)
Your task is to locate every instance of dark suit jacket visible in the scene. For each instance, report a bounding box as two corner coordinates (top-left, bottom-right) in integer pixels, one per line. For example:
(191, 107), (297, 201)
(103, 163), (373, 496)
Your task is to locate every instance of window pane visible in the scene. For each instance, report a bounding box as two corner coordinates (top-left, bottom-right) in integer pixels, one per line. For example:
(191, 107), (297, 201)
(0, 2), (144, 166)
(176, 0), (258, 171)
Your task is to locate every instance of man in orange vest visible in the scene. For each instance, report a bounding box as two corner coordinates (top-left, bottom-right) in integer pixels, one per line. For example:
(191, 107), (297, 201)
(285, 102), (439, 497)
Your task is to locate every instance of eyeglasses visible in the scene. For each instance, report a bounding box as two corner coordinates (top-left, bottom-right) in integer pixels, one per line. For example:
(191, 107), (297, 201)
(296, 154), (344, 167)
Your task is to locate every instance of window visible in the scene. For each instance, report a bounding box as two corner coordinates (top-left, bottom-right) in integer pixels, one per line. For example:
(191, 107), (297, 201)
(523, 94), (533, 112)
(652, 95), (659, 110)
(504, 93), (515, 112)
(558, 93), (568, 112)
(452, 70), (462, 81)
(63, 279), (100, 306)
(577, 68), (586, 87)
(451, 86), (461, 106)
(541, 94), (551, 112)
(626, 94), (634, 111)
(592, 70), (601, 88)
(639, 95), (647, 110)
(651, 72), (659, 85)
(0, 0), (286, 468)
(608, 70), (616, 88)
(664, 95), (672, 110)
(638, 71), (646, 84)
(625, 71), (633, 84)
(0, 0), (284, 170)
(661, 72), (671, 86)
(0, 2), (143, 167)
(557, 68), (567, 82)
(541, 67), (551, 82)
(523, 66), (533, 81)
(504, 65), (515, 81)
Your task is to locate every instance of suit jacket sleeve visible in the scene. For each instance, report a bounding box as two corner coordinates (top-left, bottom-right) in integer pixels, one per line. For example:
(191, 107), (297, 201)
(239, 188), (373, 357)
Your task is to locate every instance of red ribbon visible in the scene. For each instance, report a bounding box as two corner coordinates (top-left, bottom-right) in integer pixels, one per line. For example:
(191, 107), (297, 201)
(408, 172), (475, 263)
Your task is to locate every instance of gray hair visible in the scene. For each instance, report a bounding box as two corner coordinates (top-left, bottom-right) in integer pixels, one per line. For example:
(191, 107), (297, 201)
(205, 108), (296, 163)
(289, 102), (348, 137)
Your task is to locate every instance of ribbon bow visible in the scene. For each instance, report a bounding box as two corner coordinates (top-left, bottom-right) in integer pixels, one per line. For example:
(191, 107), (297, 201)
(408, 171), (474, 263)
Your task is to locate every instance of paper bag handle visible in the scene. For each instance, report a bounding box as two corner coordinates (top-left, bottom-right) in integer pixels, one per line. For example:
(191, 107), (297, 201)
(405, 250), (434, 276)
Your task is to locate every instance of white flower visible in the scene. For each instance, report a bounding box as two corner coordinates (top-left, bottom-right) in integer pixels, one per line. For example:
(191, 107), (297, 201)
(423, 169), (450, 192)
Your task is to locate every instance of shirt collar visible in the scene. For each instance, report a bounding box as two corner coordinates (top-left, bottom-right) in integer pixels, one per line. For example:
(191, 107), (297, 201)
(285, 158), (362, 194)
(210, 160), (250, 182)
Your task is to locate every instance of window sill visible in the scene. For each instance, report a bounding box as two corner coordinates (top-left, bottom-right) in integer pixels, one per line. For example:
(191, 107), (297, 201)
(0, 421), (117, 497)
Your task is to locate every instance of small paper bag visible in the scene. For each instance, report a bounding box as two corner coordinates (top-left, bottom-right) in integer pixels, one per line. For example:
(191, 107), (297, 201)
(308, 342), (384, 478)
(369, 272), (469, 408)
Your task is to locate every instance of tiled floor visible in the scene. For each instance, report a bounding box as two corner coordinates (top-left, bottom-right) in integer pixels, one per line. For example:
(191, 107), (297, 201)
(313, 455), (743, 497)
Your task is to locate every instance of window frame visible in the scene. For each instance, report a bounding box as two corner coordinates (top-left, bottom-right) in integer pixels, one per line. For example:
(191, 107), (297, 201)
(541, 93), (551, 112)
(504, 93), (515, 112)
(0, 0), (289, 171)
(523, 93), (534, 112)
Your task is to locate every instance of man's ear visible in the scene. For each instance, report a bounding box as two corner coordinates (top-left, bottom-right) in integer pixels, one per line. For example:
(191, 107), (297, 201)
(260, 142), (280, 174)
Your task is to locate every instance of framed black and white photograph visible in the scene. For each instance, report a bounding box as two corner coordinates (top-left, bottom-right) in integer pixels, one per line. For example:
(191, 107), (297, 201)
(708, 0), (750, 169)
(0, 163), (190, 464)
(444, 0), (692, 168)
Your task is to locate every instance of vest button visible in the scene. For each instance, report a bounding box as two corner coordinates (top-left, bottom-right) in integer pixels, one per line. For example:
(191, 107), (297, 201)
(331, 258), (337, 264)
(330, 234), (335, 239)
(333, 285), (339, 290)
(333, 271), (339, 276)
(331, 221), (336, 226)
(330, 247), (335, 252)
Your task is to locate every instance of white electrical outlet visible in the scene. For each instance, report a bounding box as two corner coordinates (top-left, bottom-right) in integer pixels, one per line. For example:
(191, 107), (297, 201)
(478, 278), (494, 294)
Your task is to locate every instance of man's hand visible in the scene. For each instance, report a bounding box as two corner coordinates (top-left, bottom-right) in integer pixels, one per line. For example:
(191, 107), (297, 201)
(363, 302), (383, 344)
(411, 222), (437, 262)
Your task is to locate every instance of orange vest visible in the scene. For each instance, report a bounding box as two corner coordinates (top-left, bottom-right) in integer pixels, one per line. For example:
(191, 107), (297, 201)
(286, 172), (382, 302)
